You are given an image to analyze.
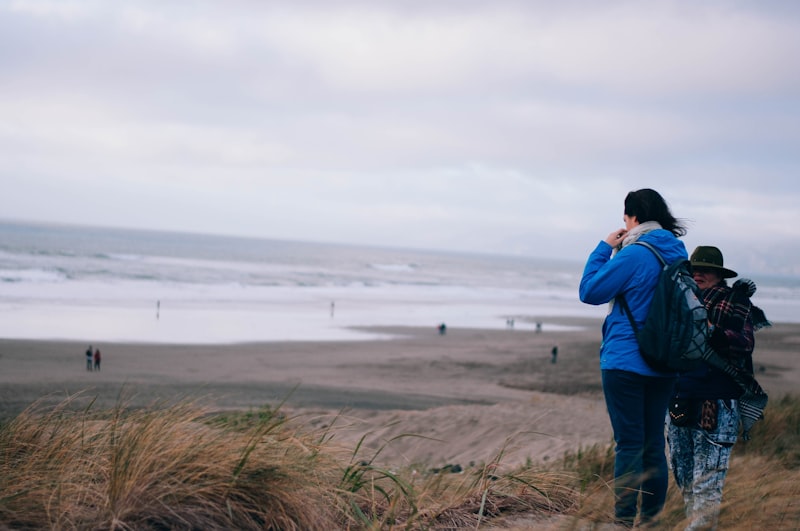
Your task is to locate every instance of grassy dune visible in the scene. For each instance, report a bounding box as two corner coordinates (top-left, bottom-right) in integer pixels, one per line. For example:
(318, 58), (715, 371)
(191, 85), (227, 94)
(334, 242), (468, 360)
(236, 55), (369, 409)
(1, 394), (798, 530)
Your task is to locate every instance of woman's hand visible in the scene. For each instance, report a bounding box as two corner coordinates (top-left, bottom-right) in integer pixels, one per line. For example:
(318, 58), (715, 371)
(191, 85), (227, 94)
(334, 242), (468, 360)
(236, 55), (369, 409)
(604, 228), (628, 247)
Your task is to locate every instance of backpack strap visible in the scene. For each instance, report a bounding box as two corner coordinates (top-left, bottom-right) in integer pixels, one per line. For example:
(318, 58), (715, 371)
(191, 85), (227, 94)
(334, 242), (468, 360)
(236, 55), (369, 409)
(631, 240), (667, 267)
(615, 240), (665, 333)
(617, 293), (639, 333)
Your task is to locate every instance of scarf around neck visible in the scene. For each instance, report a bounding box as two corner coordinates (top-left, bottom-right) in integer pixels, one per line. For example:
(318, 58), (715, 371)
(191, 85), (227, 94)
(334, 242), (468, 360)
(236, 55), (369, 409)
(608, 220), (663, 314)
(700, 279), (772, 440)
(612, 220), (662, 256)
(705, 280), (772, 333)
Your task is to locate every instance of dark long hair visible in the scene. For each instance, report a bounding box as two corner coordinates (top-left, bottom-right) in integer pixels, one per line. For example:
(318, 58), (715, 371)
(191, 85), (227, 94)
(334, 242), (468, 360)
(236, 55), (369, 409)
(624, 189), (687, 237)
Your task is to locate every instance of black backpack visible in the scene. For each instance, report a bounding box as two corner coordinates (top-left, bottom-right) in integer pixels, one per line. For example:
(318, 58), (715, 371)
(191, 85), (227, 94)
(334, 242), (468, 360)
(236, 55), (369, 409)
(617, 241), (708, 372)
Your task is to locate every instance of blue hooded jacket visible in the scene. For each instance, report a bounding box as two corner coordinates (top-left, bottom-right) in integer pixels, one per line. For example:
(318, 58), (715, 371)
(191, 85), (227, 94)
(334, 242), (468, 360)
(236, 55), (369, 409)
(579, 229), (688, 377)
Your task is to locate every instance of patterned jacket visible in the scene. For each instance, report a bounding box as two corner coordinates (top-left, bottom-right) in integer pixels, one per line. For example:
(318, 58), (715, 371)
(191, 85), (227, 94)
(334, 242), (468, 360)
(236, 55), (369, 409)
(675, 280), (762, 399)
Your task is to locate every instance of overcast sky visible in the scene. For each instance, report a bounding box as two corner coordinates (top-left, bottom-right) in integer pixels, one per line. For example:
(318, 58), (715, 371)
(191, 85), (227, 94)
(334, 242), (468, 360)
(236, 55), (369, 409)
(1, 1), (799, 275)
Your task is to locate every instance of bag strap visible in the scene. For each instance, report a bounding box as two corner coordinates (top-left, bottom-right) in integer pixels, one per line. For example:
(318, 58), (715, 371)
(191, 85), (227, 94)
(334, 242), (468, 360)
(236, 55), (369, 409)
(617, 293), (639, 334)
(631, 240), (667, 267)
(615, 240), (664, 333)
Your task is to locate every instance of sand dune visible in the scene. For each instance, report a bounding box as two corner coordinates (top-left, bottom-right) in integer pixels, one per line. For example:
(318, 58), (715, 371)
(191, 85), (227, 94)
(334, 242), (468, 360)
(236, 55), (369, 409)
(1, 317), (796, 469)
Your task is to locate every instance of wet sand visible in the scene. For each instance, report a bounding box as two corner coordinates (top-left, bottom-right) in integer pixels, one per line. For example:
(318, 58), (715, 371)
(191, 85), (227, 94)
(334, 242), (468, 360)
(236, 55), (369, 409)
(1, 317), (796, 468)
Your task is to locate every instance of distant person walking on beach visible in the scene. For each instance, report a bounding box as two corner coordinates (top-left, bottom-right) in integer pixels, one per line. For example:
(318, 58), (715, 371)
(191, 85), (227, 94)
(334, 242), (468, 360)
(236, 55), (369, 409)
(85, 345), (93, 371)
(579, 188), (688, 527)
(93, 348), (101, 371)
(667, 246), (771, 530)
(551, 345), (558, 364)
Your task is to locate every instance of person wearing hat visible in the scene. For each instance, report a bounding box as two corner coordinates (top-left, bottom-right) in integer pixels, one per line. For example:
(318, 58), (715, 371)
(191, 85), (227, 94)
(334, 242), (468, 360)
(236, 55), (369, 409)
(667, 246), (771, 530)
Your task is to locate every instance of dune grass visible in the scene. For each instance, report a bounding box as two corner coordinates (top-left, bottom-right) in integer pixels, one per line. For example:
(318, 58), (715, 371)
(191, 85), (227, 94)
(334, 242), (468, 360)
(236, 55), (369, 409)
(1, 394), (798, 530)
(549, 393), (800, 530)
(0, 395), (343, 530)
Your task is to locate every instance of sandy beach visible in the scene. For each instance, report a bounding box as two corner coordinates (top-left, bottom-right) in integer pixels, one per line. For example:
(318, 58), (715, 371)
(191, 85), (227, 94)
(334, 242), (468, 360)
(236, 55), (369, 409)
(1, 317), (797, 469)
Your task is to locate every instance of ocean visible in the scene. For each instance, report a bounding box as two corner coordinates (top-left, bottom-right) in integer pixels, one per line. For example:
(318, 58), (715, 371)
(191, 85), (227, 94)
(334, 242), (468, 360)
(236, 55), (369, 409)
(0, 221), (796, 344)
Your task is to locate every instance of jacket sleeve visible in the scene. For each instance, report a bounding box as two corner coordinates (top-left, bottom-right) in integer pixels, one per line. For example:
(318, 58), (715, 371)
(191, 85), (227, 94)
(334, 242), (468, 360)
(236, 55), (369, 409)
(579, 241), (636, 305)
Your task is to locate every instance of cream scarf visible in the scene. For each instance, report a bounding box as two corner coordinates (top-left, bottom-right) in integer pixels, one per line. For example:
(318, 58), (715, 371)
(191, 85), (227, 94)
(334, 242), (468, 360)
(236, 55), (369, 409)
(613, 220), (663, 255)
(608, 220), (662, 313)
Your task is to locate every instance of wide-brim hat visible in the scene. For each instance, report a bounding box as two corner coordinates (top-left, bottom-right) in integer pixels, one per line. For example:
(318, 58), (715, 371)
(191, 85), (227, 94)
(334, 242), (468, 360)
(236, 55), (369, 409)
(690, 246), (737, 278)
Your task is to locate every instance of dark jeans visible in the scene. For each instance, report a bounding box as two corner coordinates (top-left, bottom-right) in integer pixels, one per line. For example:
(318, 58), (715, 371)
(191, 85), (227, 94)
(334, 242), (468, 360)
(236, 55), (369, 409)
(602, 369), (676, 523)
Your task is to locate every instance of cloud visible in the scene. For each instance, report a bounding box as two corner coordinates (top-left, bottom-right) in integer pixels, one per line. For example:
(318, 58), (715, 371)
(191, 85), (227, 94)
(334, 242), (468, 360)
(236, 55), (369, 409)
(0, 1), (798, 274)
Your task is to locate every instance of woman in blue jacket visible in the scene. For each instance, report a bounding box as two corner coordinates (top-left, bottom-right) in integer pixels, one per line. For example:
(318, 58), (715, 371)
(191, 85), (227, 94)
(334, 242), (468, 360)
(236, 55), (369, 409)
(580, 188), (689, 527)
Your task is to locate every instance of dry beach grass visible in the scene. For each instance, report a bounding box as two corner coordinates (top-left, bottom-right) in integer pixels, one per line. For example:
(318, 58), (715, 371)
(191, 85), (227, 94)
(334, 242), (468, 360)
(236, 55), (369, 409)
(1, 317), (798, 529)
